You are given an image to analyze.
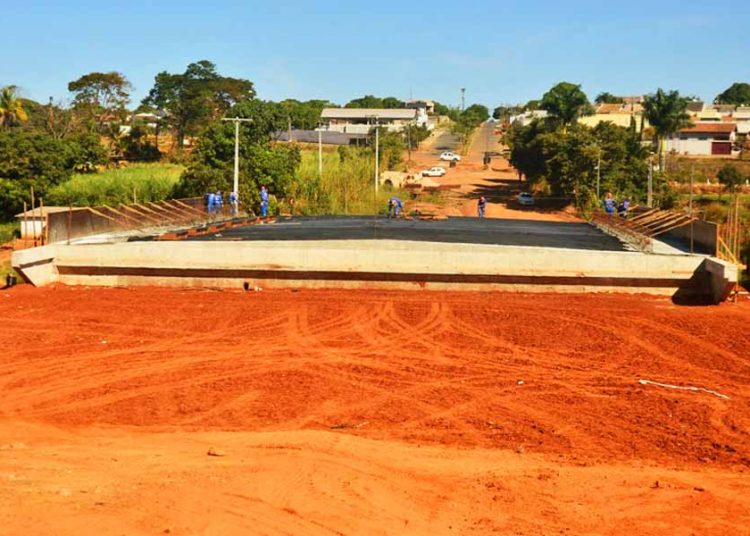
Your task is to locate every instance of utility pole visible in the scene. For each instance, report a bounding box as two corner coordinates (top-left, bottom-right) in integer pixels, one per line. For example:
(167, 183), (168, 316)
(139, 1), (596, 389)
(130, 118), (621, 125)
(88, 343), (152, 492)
(221, 117), (253, 197)
(460, 88), (466, 111)
(689, 163), (694, 253)
(406, 122), (412, 165)
(647, 158), (653, 208)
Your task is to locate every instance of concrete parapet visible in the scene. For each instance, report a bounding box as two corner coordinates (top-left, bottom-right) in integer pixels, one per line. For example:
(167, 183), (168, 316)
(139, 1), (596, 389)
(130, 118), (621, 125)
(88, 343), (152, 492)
(11, 239), (738, 301)
(11, 245), (59, 286)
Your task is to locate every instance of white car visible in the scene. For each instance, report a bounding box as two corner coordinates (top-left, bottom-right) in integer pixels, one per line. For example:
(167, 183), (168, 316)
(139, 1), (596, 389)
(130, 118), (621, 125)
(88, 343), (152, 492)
(422, 166), (447, 177)
(518, 192), (534, 206)
(439, 151), (461, 162)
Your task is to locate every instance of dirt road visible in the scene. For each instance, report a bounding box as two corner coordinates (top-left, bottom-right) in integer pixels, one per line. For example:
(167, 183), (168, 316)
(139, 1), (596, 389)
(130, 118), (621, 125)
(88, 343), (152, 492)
(1, 285), (749, 534)
(409, 123), (576, 221)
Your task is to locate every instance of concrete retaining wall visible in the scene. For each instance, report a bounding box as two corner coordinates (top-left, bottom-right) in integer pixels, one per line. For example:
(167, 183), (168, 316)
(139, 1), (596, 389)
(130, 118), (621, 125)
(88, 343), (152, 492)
(662, 220), (719, 256)
(12, 239), (737, 302)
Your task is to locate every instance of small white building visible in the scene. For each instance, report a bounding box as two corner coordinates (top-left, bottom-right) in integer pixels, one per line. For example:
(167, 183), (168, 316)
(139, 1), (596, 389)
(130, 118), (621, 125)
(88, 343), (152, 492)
(509, 110), (548, 127)
(666, 123), (736, 156)
(15, 207), (87, 240)
(319, 108), (427, 135)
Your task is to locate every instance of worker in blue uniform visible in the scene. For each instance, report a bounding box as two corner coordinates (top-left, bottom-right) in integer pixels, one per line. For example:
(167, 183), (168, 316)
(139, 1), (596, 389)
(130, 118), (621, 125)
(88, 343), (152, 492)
(388, 196), (404, 218)
(603, 192), (616, 217)
(206, 191), (216, 214)
(260, 186), (269, 217)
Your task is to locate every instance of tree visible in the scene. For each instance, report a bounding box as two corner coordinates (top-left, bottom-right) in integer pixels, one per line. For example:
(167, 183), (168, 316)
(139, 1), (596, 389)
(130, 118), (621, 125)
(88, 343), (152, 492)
(0, 86), (28, 129)
(493, 104), (522, 121)
(642, 89), (691, 170)
(280, 99), (331, 130)
(403, 123), (430, 149)
(381, 97), (404, 109)
(172, 99), (300, 213)
(715, 82), (750, 106)
(432, 102), (452, 116)
(142, 60), (255, 151)
(345, 95), (404, 109)
(595, 92), (623, 105)
(68, 72), (132, 129)
(0, 131), (106, 219)
(540, 82), (592, 131)
(462, 104), (490, 124)
(345, 95), (383, 108)
(506, 118), (650, 209)
(717, 163), (745, 192)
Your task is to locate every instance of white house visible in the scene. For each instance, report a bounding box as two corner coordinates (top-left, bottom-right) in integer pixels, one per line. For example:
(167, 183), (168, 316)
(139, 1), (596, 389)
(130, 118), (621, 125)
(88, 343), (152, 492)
(734, 107), (750, 135)
(15, 207), (87, 240)
(666, 123), (736, 156)
(509, 110), (548, 127)
(319, 108), (427, 135)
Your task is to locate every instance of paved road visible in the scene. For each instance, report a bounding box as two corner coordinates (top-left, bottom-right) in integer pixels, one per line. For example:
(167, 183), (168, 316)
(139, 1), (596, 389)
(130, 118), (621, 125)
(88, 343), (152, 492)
(187, 216), (625, 252)
(430, 129), (460, 155)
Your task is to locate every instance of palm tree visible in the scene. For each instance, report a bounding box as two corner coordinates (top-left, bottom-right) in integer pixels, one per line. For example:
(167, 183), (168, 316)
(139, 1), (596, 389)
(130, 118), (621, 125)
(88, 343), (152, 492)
(642, 89), (691, 171)
(0, 85), (28, 128)
(540, 82), (592, 132)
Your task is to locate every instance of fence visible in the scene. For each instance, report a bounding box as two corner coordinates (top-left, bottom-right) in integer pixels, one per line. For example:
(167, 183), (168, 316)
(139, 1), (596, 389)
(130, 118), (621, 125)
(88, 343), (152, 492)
(45, 197), (241, 244)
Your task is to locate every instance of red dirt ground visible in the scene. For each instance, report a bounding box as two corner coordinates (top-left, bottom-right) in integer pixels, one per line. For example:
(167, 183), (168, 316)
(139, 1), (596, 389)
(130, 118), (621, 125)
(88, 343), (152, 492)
(1, 285), (750, 534)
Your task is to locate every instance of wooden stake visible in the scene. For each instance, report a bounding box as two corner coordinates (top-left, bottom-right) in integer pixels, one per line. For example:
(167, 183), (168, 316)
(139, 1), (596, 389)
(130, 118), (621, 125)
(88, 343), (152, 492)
(23, 201), (28, 246)
(30, 186), (36, 244)
(40, 198), (45, 245)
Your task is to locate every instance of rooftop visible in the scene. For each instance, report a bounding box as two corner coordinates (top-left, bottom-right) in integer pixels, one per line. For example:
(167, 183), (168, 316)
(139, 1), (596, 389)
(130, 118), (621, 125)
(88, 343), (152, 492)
(680, 123), (736, 134)
(321, 108), (417, 120)
(15, 206), (88, 218)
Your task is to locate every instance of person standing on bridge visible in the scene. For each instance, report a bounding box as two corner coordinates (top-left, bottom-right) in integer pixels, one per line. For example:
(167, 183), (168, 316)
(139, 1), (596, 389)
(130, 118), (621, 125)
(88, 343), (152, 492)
(603, 192), (616, 217)
(618, 198), (630, 219)
(260, 185), (269, 217)
(229, 191), (239, 216)
(214, 190), (223, 215)
(477, 196), (487, 218)
(206, 191), (216, 215)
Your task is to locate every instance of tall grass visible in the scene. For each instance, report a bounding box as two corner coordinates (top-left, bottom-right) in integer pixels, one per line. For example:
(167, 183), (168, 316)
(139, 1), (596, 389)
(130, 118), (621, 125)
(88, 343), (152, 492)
(47, 163), (184, 207)
(0, 221), (18, 244)
(292, 148), (405, 215)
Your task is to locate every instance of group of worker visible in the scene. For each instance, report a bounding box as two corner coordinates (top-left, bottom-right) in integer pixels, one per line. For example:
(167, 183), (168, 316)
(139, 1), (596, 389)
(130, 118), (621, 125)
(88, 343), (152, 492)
(603, 192), (630, 218)
(386, 196), (489, 219)
(203, 186), (269, 218)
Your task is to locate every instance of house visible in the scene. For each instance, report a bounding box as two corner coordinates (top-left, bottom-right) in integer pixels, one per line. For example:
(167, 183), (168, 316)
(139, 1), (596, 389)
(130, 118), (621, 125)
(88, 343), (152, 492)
(666, 123), (736, 156)
(276, 129), (354, 145)
(732, 107), (750, 135)
(319, 108), (427, 136)
(579, 102), (646, 129)
(509, 110), (548, 126)
(406, 99), (435, 114)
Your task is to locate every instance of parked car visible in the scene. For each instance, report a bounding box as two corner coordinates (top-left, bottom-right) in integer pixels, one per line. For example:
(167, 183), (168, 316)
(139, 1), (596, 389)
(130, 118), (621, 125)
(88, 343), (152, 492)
(518, 192), (534, 206)
(439, 151), (461, 162)
(422, 166), (447, 177)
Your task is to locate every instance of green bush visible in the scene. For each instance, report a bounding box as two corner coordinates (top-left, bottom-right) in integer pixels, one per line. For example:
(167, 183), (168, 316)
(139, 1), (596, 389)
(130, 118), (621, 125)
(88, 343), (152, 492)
(0, 222), (19, 244)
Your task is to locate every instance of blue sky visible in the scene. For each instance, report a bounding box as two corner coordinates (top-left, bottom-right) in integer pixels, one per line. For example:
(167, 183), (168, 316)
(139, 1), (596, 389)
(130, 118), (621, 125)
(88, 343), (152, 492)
(4, 0), (749, 108)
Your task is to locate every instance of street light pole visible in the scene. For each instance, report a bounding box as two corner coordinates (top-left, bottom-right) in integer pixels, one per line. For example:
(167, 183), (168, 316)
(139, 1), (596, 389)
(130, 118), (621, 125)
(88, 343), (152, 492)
(221, 117), (253, 196)
(647, 158), (653, 208)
